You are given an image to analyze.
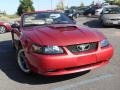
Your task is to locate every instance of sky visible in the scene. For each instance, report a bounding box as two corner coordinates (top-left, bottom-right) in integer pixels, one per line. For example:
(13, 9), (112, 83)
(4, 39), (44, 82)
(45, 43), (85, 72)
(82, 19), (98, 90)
(0, 0), (104, 15)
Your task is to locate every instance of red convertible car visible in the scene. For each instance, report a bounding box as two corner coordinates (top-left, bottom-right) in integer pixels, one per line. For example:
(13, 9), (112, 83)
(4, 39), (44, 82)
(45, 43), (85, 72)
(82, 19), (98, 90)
(0, 21), (11, 34)
(11, 11), (113, 76)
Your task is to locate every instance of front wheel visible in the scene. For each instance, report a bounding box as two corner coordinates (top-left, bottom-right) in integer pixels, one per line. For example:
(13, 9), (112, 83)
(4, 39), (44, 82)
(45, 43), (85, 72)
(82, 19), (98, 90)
(17, 48), (31, 74)
(0, 26), (6, 34)
(101, 20), (107, 27)
(11, 32), (16, 49)
(76, 14), (79, 18)
(88, 13), (92, 17)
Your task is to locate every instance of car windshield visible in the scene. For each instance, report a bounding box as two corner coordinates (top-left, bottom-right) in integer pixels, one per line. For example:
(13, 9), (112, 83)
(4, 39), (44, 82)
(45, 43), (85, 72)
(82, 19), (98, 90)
(103, 7), (120, 14)
(23, 12), (74, 27)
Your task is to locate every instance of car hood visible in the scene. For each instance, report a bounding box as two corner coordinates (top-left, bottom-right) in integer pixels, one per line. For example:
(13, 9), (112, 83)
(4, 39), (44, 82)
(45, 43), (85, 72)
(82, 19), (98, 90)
(103, 14), (120, 19)
(22, 24), (105, 46)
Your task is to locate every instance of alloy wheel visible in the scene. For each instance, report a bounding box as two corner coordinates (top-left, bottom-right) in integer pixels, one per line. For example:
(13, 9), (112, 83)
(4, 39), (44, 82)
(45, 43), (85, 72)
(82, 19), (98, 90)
(17, 49), (31, 73)
(0, 26), (6, 34)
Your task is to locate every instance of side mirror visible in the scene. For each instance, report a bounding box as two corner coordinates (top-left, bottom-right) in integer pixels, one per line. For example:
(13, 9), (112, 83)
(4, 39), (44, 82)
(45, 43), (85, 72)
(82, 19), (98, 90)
(11, 24), (20, 29)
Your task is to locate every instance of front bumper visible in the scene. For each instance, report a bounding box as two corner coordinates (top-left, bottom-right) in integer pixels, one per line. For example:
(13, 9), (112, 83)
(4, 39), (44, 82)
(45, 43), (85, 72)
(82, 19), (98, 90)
(26, 45), (113, 76)
(103, 20), (120, 26)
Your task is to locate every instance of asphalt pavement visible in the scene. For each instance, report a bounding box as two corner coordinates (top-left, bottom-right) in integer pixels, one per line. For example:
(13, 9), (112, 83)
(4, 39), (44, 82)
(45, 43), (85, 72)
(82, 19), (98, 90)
(0, 17), (120, 90)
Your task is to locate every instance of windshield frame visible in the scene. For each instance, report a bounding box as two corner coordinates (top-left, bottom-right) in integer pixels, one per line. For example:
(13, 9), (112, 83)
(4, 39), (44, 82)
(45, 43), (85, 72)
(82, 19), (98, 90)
(21, 12), (75, 27)
(103, 7), (120, 14)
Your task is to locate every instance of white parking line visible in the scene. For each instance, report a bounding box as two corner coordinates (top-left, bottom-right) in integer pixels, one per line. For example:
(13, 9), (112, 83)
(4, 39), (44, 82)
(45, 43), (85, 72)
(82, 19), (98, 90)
(52, 74), (113, 90)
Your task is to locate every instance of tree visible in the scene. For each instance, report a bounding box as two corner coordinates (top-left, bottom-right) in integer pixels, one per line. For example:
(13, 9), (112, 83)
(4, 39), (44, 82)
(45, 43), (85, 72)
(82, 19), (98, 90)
(114, 0), (120, 5)
(104, 0), (115, 4)
(17, 0), (35, 16)
(80, 2), (84, 7)
(56, 1), (65, 10)
(3, 10), (7, 15)
(104, 0), (120, 5)
(65, 6), (69, 9)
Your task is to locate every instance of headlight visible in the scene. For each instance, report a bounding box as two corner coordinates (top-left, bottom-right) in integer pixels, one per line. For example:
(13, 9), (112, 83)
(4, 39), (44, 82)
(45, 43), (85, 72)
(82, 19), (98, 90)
(100, 39), (109, 48)
(32, 44), (43, 53)
(44, 46), (64, 54)
(32, 44), (64, 54)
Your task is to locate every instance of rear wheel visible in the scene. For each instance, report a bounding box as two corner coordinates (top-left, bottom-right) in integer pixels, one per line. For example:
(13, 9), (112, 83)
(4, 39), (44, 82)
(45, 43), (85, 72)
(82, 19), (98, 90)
(0, 26), (6, 34)
(101, 20), (107, 27)
(88, 13), (92, 17)
(76, 14), (79, 18)
(17, 48), (31, 74)
(72, 15), (76, 20)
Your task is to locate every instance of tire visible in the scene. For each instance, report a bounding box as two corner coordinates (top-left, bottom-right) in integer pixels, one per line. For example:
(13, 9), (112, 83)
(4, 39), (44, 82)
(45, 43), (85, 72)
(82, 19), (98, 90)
(0, 26), (6, 34)
(88, 13), (92, 17)
(72, 15), (76, 20)
(17, 48), (31, 74)
(102, 22), (105, 27)
(76, 14), (79, 18)
(11, 32), (16, 49)
(101, 20), (107, 27)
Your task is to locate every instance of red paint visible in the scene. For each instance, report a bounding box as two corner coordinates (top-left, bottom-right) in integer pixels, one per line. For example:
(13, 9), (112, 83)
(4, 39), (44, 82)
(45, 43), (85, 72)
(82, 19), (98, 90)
(0, 21), (11, 31)
(12, 11), (113, 76)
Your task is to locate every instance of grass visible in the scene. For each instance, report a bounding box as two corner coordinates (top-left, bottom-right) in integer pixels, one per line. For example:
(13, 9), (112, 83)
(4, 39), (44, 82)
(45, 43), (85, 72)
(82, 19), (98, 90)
(0, 14), (20, 21)
(7, 14), (20, 19)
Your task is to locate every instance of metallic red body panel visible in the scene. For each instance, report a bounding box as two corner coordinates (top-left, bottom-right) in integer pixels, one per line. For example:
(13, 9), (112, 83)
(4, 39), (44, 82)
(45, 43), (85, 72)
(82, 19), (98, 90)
(21, 25), (105, 46)
(0, 21), (11, 31)
(12, 11), (114, 76)
(25, 45), (113, 76)
(20, 24), (113, 76)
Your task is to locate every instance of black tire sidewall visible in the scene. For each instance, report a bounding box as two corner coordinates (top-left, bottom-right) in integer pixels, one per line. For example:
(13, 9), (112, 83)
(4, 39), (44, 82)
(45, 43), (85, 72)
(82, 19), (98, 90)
(17, 48), (31, 74)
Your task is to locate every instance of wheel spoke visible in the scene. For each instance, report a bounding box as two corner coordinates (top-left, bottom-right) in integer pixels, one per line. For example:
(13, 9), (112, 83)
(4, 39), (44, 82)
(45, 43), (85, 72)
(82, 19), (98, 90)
(18, 49), (30, 73)
(0, 26), (6, 34)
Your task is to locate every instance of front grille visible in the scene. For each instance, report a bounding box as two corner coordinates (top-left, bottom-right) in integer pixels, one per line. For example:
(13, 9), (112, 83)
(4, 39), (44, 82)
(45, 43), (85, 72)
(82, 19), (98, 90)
(67, 42), (98, 53)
